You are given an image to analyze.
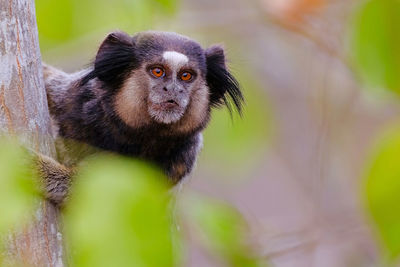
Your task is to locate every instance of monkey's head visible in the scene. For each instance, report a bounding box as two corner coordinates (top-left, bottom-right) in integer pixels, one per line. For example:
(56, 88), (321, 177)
(82, 31), (243, 134)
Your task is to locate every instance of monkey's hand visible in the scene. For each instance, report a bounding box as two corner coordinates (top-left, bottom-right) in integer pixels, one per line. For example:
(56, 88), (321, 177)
(33, 153), (73, 206)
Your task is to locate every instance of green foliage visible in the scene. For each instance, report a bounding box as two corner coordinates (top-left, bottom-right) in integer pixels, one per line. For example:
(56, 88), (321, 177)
(35, 0), (179, 49)
(50, 154), (265, 267)
(153, 0), (178, 13)
(0, 142), (263, 266)
(184, 196), (265, 267)
(64, 156), (179, 267)
(0, 139), (40, 234)
(351, 0), (400, 95)
(365, 125), (400, 262)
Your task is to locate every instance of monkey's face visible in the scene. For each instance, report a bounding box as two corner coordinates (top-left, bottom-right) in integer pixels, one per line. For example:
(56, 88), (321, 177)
(112, 32), (211, 130)
(87, 31), (243, 134)
(145, 51), (202, 124)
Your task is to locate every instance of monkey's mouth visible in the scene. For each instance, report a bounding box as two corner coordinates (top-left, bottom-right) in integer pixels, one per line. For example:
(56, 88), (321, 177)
(149, 99), (185, 124)
(160, 99), (179, 109)
(150, 100), (181, 113)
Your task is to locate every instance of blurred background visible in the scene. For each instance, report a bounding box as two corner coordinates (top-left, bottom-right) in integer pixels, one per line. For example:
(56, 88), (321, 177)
(33, 0), (400, 266)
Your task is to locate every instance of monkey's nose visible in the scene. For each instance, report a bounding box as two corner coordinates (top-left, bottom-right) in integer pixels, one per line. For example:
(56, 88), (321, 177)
(163, 86), (183, 94)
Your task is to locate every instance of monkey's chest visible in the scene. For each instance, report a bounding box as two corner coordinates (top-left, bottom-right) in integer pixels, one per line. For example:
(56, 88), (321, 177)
(116, 137), (185, 162)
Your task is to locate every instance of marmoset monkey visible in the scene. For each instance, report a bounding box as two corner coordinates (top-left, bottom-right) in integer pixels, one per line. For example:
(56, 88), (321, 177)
(39, 31), (243, 204)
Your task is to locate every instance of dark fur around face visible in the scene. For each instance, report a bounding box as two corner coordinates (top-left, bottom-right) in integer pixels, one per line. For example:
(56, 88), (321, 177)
(44, 31), (244, 185)
(82, 31), (244, 115)
(80, 32), (139, 88)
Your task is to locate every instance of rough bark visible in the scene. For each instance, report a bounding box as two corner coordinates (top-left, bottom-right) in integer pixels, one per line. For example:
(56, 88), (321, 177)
(0, 0), (64, 266)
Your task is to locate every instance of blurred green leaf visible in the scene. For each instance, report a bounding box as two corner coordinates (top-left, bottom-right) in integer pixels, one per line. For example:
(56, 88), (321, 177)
(185, 196), (265, 267)
(365, 124), (400, 261)
(153, 0), (179, 13)
(36, 0), (179, 50)
(351, 0), (400, 94)
(36, 0), (74, 45)
(65, 156), (180, 267)
(0, 139), (40, 234)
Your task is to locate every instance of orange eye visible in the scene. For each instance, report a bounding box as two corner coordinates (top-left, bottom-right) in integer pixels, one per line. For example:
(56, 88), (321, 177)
(151, 67), (164, 78)
(181, 72), (192, 81)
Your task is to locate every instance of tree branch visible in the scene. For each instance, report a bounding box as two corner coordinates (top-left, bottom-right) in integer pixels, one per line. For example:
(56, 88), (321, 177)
(0, 0), (65, 266)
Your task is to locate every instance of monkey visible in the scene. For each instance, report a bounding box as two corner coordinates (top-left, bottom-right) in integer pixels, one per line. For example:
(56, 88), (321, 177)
(38, 31), (244, 205)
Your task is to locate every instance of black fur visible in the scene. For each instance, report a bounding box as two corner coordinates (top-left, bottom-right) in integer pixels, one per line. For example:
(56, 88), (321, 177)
(205, 45), (244, 115)
(80, 32), (139, 88)
(81, 32), (244, 115)
(52, 77), (201, 183)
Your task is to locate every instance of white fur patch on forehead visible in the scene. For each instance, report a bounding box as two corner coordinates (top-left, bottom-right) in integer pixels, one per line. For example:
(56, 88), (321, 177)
(163, 51), (189, 69)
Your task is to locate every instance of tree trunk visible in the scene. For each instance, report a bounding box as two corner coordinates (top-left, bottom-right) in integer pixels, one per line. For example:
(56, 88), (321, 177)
(0, 0), (65, 266)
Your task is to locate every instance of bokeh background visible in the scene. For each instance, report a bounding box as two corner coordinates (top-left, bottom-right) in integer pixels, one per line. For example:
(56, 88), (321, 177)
(30, 0), (400, 266)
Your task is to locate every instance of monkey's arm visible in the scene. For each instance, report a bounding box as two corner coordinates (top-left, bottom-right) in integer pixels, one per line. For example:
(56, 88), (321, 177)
(34, 154), (74, 205)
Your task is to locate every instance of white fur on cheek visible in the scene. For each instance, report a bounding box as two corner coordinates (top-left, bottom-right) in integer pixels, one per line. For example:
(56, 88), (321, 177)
(163, 51), (189, 70)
